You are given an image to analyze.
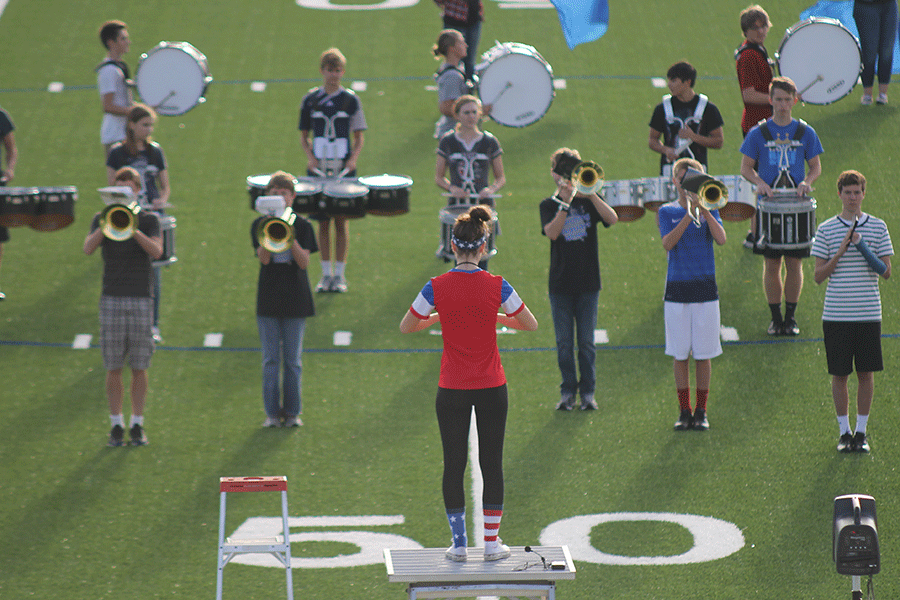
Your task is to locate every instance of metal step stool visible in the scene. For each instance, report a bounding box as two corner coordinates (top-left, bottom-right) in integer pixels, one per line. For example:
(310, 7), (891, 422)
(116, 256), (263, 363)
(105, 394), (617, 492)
(216, 476), (293, 600)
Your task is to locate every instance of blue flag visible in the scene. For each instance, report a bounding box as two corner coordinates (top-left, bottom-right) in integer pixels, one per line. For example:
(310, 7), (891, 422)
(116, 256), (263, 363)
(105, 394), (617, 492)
(550, 0), (609, 50)
(800, 0), (900, 73)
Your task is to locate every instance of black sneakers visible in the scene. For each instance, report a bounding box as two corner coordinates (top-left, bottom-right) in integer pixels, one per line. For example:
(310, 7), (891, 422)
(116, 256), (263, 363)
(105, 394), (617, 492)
(692, 409), (709, 431)
(108, 425), (125, 447)
(674, 410), (693, 431)
(852, 432), (870, 453)
(837, 432), (854, 453)
(129, 424), (148, 446)
(837, 432), (870, 453)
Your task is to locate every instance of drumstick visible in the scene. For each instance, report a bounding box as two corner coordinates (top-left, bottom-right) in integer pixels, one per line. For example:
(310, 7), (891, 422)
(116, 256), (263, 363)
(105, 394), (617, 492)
(154, 89), (177, 110)
(798, 74), (824, 97)
(487, 81), (512, 106)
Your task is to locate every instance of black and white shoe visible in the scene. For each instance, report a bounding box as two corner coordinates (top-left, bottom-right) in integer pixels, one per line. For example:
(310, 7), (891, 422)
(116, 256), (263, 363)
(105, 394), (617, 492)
(852, 432), (870, 453)
(129, 424), (148, 446)
(837, 432), (854, 453)
(782, 317), (800, 336)
(674, 410), (693, 431)
(692, 409), (709, 431)
(107, 425), (125, 447)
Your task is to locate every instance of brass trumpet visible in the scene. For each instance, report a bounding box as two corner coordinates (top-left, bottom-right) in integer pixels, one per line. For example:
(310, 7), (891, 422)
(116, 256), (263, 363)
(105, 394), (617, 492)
(681, 168), (728, 227)
(100, 202), (140, 241)
(257, 208), (296, 253)
(572, 161), (605, 195)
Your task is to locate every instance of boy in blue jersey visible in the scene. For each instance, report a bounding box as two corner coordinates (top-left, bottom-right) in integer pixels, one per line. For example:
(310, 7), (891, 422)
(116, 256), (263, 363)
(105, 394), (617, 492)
(658, 158), (727, 430)
(812, 170), (892, 453)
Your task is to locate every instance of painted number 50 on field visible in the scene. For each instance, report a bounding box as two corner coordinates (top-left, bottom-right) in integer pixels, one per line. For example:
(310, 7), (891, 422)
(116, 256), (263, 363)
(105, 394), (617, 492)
(227, 512), (744, 569)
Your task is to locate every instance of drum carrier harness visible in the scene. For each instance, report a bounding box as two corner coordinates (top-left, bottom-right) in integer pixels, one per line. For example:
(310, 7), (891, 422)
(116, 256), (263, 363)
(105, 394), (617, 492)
(756, 118), (808, 188)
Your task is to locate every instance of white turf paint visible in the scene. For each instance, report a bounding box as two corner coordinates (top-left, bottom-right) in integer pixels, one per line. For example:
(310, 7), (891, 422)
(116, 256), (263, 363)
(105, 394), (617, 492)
(72, 334), (92, 349)
(469, 408), (485, 547)
(203, 333), (223, 347)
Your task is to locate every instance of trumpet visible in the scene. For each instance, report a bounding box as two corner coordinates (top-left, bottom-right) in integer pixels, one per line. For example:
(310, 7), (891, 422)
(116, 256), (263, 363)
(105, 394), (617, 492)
(572, 161), (605, 195)
(256, 208), (296, 253)
(681, 168), (728, 228)
(100, 202), (140, 241)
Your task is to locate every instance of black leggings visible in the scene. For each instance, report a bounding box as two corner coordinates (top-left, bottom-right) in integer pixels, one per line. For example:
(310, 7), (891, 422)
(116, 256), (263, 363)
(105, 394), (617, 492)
(436, 384), (508, 510)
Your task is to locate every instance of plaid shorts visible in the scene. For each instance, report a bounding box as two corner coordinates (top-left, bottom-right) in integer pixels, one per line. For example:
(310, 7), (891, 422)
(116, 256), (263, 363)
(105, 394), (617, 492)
(99, 295), (154, 370)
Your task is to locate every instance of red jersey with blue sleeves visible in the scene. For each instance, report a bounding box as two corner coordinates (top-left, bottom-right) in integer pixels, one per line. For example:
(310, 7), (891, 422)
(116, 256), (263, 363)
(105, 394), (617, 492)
(410, 269), (524, 390)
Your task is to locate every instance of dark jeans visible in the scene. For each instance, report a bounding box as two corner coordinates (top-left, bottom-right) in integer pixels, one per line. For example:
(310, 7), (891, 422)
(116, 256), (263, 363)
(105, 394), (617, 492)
(549, 291), (599, 397)
(854, 0), (898, 87)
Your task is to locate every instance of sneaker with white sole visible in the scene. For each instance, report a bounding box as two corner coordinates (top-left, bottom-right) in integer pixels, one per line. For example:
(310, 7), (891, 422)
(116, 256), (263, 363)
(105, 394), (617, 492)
(445, 544), (468, 562)
(315, 274), (333, 293)
(876, 93), (888, 105)
(483, 539), (511, 561)
(262, 417), (281, 428)
(861, 94), (873, 105)
(129, 424), (148, 446)
(283, 416), (303, 427)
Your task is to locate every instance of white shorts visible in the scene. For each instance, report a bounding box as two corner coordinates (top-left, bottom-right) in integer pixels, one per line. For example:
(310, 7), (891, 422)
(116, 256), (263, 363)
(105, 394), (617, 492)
(664, 300), (723, 361)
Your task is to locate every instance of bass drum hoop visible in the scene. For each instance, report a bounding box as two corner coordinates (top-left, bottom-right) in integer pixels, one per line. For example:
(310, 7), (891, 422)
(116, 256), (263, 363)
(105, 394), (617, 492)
(475, 42), (554, 128)
(136, 41), (212, 116)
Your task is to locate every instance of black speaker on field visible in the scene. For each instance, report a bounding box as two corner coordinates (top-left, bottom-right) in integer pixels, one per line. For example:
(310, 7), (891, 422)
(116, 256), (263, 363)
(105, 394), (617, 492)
(833, 494), (880, 576)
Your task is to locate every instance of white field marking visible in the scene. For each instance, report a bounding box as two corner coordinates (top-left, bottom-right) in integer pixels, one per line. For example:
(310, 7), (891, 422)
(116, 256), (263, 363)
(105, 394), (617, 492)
(651, 77), (667, 88)
(203, 333), (223, 347)
(0, 0), (10, 19)
(720, 326), (739, 342)
(594, 329), (609, 344)
(296, 0), (418, 9)
(72, 334), (92, 349)
(469, 407), (485, 547)
(351, 80), (367, 92)
(499, 2), (552, 8)
(425, 84), (438, 92)
(48, 82), (64, 93)
(250, 81), (266, 92)
(333, 331), (352, 346)
(553, 78), (567, 90)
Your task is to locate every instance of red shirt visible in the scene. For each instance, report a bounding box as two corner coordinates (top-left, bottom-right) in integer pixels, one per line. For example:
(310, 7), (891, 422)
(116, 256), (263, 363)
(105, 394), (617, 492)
(736, 42), (773, 135)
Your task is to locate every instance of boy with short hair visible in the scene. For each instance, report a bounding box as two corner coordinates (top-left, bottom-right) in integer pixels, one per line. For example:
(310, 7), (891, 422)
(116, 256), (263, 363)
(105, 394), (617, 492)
(299, 48), (366, 293)
(97, 20), (133, 155)
(658, 158), (727, 430)
(811, 170), (892, 453)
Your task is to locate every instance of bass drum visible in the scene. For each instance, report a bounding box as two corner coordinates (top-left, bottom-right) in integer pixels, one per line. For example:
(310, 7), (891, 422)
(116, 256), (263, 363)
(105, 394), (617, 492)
(136, 41), (212, 115)
(32, 186), (77, 232)
(359, 174), (412, 216)
(475, 42), (554, 127)
(775, 17), (861, 105)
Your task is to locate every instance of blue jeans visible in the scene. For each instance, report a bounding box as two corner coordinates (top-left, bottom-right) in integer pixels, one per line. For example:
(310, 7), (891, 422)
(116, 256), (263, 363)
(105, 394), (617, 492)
(549, 291), (599, 397)
(447, 20), (482, 80)
(257, 316), (306, 417)
(854, 0), (898, 87)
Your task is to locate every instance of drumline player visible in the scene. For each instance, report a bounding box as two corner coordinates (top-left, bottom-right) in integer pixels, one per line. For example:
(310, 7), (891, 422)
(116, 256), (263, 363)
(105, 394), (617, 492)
(432, 30), (471, 140)
(658, 158), (727, 431)
(812, 170), (892, 453)
(435, 95), (505, 270)
(83, 166), (162, 447)
(400, 204), (538, 563)
(107, 103), (171, 344)
(740, 76), (823, 337)
(96, 20), (133, 157)
(251, 171), (318, 428)
(433, 0), (485, 80)
(299, 48), (366, 294)
(539, 148), (618, 411)
(0, 104), (17, 301)
(648, 61), (724, 178)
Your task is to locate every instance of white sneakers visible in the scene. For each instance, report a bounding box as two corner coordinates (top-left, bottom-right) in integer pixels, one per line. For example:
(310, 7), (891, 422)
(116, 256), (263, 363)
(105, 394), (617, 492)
(445, 545), (468, 562)
(445, 540), (511, 562)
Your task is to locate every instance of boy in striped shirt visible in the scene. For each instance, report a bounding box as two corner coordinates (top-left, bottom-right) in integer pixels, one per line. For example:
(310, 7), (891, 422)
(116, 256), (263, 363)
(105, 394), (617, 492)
(812, 170), (892, 453)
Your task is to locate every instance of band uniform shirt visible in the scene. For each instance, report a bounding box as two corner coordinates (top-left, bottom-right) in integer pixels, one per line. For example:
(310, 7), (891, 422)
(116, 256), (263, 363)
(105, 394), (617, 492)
(96, 60), (132, 145)
(435, 64), (469, 139)
(251, 215), (318, 319)
(740, 118), (824, 188)
(811, 213), (893, 322)
(90, 211), (160, 297)
(106, 141), (167, 205)
(658, 202), (721, 303)
(735, 41), (773, 134)
(436, 131), (502, 198)
(298, 87), (367, 164)
(410, 269), (524, 390)
(649, 94), (723, 173)
(539, 194), (611, 295)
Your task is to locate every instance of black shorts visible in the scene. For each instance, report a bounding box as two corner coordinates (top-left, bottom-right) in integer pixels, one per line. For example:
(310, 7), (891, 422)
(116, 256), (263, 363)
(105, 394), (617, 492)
(0, 225), (8, 243)
(823, 320), (883, 376)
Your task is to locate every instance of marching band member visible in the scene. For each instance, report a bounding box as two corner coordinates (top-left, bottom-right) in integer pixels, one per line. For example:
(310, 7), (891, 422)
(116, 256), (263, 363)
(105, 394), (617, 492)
(299, 48), (366, 294)
(0, 104), (17, 301)
(658, 158), (726, 431)
(812, 170), (892, 453)
(735, 5), (774, 137)
(540, 148), (618, 411)
(400, 205), (537, 563)
(107, 103), (171, 344)
(432, 30), (471, 140)
(648, 61), (724, 178)
(251, 171), (318, 428)
(435, 95), (504, 269)
(83, 166), (162, 447)
(740, 76), (823, 336)
(96, 20), (133, 156)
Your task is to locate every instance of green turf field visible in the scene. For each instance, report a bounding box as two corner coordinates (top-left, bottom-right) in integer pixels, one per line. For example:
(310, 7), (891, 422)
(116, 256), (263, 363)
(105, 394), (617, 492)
(0, 0), (898, 598)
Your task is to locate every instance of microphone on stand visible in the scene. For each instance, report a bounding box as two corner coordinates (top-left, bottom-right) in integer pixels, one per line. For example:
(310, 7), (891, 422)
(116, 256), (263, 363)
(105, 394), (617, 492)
(524, 545), (547, 569)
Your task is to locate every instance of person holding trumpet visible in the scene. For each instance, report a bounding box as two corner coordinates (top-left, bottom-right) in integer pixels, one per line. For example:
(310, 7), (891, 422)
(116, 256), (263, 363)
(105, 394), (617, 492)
(251, 171), (318, 428)
(540, 148), (618, 411)
(83, 166), (162, 446)
(658, 158), (727, 431)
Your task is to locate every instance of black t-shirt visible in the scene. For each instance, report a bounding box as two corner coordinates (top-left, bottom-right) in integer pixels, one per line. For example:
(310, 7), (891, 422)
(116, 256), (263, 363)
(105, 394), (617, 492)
(90, 210), (160, 297)
(539, 195), (611, 295)
(251, 215), (318, 318)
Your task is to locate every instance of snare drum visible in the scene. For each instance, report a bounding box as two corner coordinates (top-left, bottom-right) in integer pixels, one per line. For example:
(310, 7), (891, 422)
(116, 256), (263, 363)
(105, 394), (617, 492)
(602, 180), (644, 222)
(776, 18), (861, 105)
(636, 176), (677, 212)
(246, 174), (271, 210)
(320, 179), (368, 218)
(359, 174), (412, 216)
(475, 42), (554, 127)
(136, 41), (212, 115)
(0, 186), (40, 228)
(715, 175), (756, 222)
(757, 193), (816, 250)
(293, 177), (323, 213)
(438, 205), (498, 261)
(31, 186), (77, 231)
(153, 214), (177, 267)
